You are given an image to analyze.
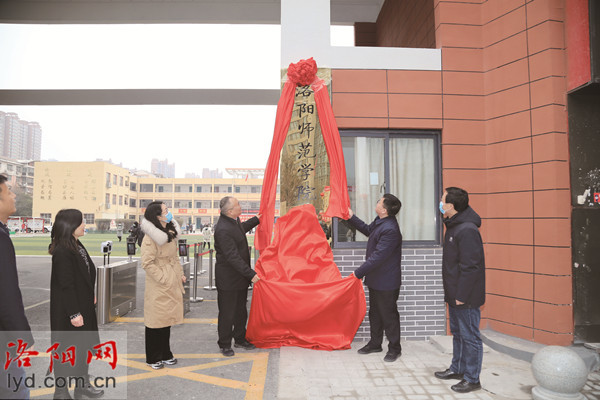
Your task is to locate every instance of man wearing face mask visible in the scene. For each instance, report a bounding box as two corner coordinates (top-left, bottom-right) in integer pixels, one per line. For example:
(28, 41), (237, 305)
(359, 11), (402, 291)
(214, 196), (261, 357)
(434, 187), (485, 393)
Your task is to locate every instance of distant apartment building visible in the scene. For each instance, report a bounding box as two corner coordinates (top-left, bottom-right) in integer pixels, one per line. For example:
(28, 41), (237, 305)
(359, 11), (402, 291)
(32, 161), (278, 229)
(202, 168), (222, 179)
(0, 157), (35, 193)
(151, 158), (175, 178)
(0, 111), (42, 161)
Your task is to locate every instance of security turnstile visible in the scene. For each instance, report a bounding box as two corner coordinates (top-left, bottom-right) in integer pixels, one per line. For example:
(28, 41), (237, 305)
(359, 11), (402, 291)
(96, 260), (138, 324)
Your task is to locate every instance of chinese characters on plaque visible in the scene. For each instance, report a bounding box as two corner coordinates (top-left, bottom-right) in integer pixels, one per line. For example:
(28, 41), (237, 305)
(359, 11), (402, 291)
(279, 69), (332, 225)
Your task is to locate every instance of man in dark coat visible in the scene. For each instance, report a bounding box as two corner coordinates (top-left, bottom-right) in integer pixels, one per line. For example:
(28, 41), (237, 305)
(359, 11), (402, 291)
(434, 187), (485, 393)
(346, 194), (403, 362)
(128, 221), (144, 247)
(214, 196), (260, 356)
(0, 175), (34, 399)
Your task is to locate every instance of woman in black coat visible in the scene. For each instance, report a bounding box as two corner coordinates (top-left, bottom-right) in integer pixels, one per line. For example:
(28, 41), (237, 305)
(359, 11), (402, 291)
(49, 209), (104, 400)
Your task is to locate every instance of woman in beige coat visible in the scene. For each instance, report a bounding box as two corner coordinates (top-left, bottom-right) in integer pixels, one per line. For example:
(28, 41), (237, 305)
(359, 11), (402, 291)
(140, 201), (186, 369)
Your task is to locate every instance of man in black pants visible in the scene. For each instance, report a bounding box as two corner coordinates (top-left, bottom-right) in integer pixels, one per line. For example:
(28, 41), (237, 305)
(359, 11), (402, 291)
(434, 187), (485, 393)
(214, 196), (261, 357)
(0, 174), (35, 399)
(346, 194), (403, 362)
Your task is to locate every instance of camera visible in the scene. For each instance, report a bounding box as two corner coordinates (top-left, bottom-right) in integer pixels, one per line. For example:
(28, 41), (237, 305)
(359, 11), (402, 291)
(101, 240), (113, 254)
(178, 239), (188, 257)
(126, 236), (136, 256)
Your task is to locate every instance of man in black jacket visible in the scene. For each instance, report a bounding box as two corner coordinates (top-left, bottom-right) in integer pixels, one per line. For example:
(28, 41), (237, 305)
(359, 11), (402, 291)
(346, 194), (403, 362)
(214, 196), (260, 357)
(434, 187), (485, 393)
(0, 175), (34, 399)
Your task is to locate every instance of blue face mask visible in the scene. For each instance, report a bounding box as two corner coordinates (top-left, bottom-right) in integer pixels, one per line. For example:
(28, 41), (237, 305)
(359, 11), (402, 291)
(439, 201), (446, 215)
(165, 211), (173, 223)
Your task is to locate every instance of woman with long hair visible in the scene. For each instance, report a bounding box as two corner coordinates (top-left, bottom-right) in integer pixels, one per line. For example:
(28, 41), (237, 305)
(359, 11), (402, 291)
(49, 209), (104, 399)
(140, 201), (186, 369)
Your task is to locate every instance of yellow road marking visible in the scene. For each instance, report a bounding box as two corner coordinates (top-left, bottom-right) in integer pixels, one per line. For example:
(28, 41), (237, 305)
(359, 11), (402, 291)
(30, 352), (270, 399)
(24, 299), (50, 310)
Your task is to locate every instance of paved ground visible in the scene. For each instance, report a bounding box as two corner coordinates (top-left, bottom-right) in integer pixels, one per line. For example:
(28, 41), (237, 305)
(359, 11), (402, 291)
(12, 256), (600, 399)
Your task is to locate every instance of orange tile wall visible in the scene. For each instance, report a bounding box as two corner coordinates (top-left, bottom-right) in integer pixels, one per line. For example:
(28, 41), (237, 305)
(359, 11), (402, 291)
(335, 0), (572, 345)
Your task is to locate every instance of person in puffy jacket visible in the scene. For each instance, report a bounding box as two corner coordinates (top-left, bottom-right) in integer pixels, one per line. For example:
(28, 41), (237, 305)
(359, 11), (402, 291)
(434, 187), (485, 394)
(140, 201), (186, 370)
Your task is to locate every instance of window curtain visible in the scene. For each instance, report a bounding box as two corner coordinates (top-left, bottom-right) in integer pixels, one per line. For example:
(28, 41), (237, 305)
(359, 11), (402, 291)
(354, 137), (384, 241)
(389, 138), (435, 241)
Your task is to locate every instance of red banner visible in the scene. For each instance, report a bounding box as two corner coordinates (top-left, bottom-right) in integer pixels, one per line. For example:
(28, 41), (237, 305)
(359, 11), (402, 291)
(255, 58), (350, 251)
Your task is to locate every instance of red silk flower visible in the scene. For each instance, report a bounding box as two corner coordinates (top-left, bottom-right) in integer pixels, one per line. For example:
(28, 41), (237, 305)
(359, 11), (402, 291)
(287, 57), (318, 86)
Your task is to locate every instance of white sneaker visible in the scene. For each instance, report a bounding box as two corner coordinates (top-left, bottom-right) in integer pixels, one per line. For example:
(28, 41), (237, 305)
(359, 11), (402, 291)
(162, 358), (177, 365)
(147, 361), (164, 370)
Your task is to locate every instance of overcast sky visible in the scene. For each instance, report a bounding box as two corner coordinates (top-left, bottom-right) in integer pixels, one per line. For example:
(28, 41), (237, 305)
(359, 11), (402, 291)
(0, 24), (353, 177)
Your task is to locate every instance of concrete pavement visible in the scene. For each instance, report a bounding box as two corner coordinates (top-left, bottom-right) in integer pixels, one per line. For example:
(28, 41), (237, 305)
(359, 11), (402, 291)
(14, 255), (600, 399)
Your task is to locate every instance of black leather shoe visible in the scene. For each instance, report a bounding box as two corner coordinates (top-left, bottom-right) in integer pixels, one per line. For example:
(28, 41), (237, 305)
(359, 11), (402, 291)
(220, 347), (235, 357)
(383, 351), (401, 362)
(434, 368), (464, 380)
(451, 379), (481, 393)
(234, 341), (256, 350)
(357, 344), (383, 354)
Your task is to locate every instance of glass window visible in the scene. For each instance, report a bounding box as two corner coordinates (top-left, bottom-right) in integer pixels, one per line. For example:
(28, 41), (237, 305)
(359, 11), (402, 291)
(130, 198), (137, 207)
(130, 182), (137, 191)
(174, 200), (192, 208)
(195, 184), (212, 193)
(83, 213), (95, 224)
(140, 199), (153, 208)
(112, 194), (116, 205)
(113, 175), (117, 184)
(390, 137), (437, 241)
(338, 136), (385, 243)
(119, 195), (123, 205)
(196, 200), (211, 208)
(213, 200), (220, 209)
(156, 184), (173, 193)
(105, 193), (110, 204)
(334, 131), (440, 246)
(139, 183), (153, 192)
(214, 185), (231, 193)
(174, 185), (192, 192)
(234, 185), (253, 193)
(119, 176), (124, 186)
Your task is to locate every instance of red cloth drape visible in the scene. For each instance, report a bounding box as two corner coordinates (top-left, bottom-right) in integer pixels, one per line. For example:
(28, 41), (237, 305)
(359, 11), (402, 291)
(254, 58), (350, 251)
(312, 79), (351, 220)
(254, 80), (296, 251)
(246, 204), (366, 350)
